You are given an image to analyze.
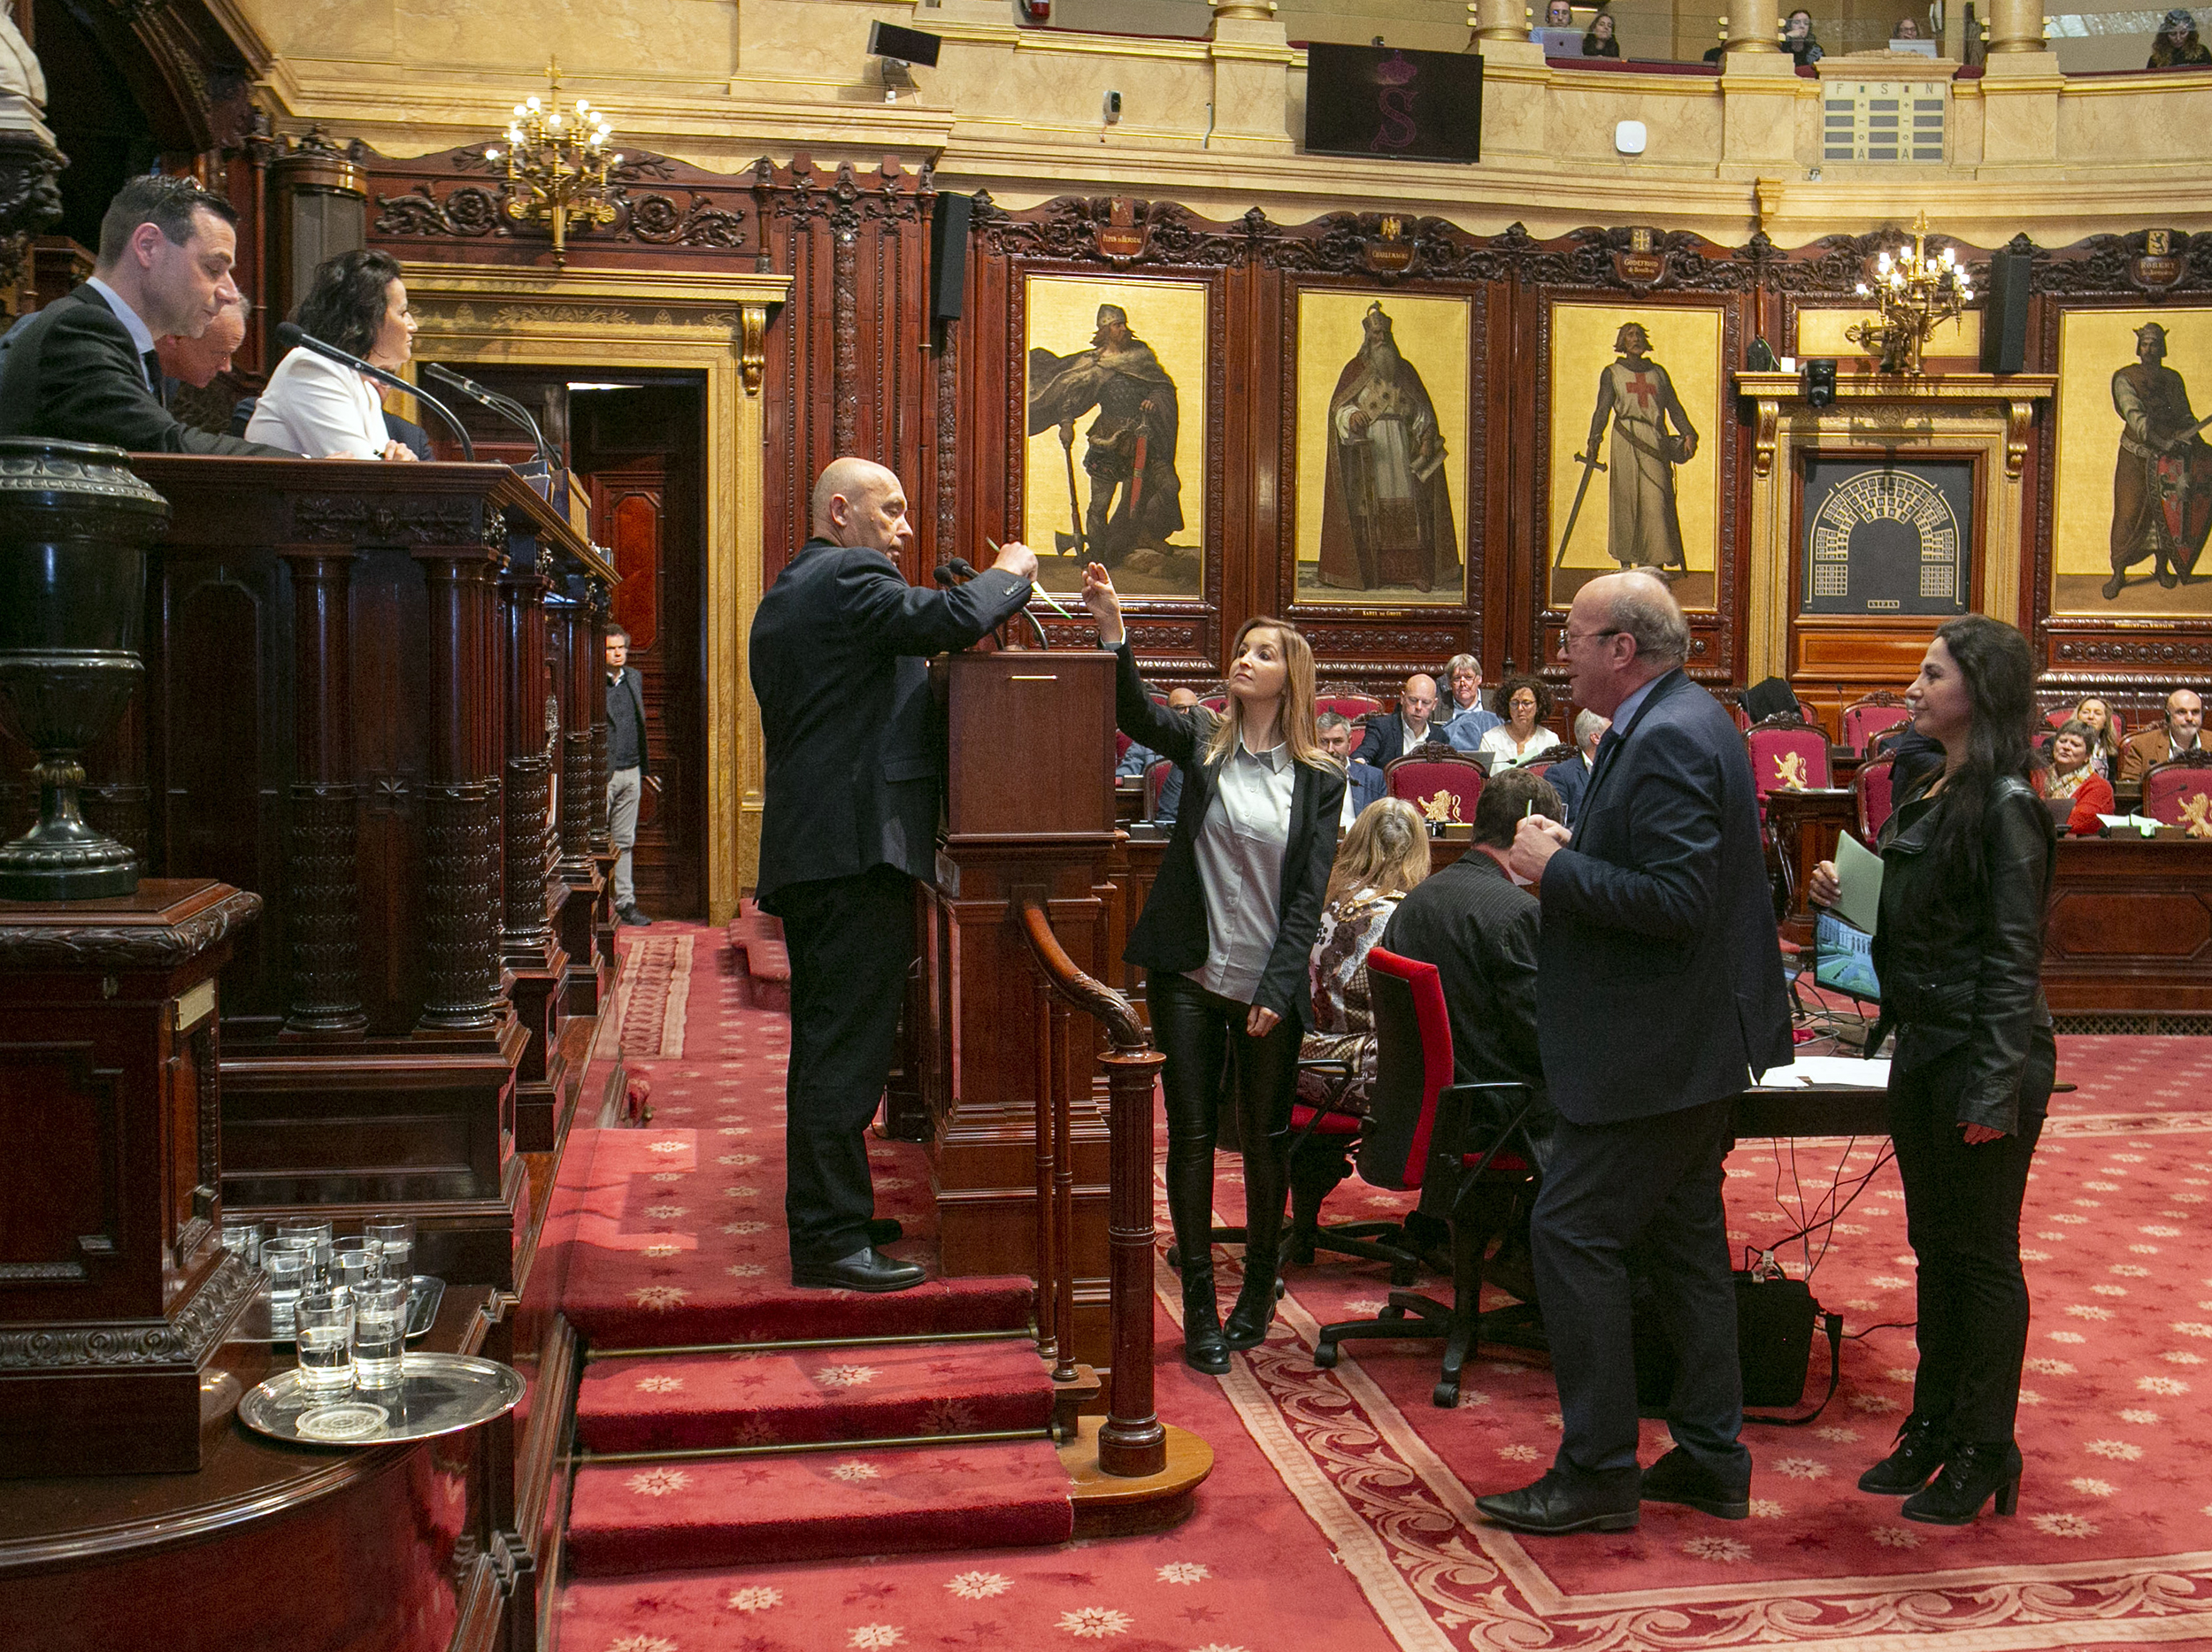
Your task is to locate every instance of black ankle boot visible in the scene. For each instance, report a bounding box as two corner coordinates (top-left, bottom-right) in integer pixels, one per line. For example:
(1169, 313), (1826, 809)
(1181, 1267), (1230, 1374)
(1901, 1441), (2023, 1525)
(1222, 1261), (1281, 1350)
(1859, 1413), (1951, 1494)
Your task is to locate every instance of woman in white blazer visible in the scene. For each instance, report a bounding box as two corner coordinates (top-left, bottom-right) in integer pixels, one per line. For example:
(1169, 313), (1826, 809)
(248, 249), (419, 461)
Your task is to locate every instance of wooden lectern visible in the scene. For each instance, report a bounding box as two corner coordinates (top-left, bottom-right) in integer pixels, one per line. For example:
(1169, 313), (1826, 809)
(918, 649), (1122, 1362)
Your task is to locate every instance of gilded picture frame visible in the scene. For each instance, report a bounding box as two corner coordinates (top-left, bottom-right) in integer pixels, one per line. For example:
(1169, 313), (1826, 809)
(1545, 302), (1724, 615)
(2051, 304), (2212, 617)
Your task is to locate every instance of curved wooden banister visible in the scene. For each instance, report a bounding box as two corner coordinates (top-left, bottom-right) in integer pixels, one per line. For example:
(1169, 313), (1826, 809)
(1015, 895), (1168, 1480)
(1017, 898), (1147, 1053)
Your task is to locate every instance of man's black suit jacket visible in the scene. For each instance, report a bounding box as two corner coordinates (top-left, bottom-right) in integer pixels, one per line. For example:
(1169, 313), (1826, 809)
(1114, 643), (1344, 1033)
(1535, 668), (1793, 1126)
(1545, 749), (1592, 822)
(1352, 712), (1447, 770)
(1380, 849), (1544, 1095)
(0, 284), (288, 455)
(605, 663), (650, 776)
(749, 538), (1029, 915)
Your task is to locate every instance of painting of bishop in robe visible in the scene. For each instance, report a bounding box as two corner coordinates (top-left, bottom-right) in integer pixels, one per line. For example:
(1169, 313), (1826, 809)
(1294, 291), (1470, 606)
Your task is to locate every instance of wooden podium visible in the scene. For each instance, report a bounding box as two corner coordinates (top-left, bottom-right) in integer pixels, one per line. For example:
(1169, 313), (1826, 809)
(917, 649), (1121, 1364)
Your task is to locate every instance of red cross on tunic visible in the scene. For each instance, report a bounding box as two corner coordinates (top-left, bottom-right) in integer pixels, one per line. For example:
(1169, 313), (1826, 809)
(1624, 369), (1659, 409)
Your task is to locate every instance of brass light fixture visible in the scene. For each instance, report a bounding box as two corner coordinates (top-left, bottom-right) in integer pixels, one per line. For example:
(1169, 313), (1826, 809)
(1847, 211), (1974, 377)
(485, 59), (620, 266)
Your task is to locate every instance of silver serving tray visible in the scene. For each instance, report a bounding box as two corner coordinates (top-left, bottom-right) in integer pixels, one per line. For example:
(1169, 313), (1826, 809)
(238, 1351), (525, 1447)
(237, 1275), (443, 1347)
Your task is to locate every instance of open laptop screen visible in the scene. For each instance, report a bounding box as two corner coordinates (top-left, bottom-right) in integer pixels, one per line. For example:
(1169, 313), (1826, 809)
(1813, 911), (1881, 1003)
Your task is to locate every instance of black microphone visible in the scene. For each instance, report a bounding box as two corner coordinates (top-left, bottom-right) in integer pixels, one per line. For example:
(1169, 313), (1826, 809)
(943, 556), (979, 580)
(931, 562), (965, 587)
(273, 322), (475, 460)
(422, 362), (556, 481)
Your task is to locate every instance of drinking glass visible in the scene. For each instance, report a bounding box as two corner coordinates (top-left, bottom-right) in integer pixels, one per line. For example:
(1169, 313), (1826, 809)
(330, 1245), (378, 1297)
(273, 1218), (334, 1284)
(362, 1217), (415, 1284)
(352, 1278), (411, 1388)
(264, 1246), (311, 1338)
(294, 1290), (355, 1395)
(219, 1220), (262, 1269)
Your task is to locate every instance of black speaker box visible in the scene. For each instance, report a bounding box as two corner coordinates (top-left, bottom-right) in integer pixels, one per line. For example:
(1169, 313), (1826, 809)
(1981, 250), (2031, 374)
(930, 192), (972, 323)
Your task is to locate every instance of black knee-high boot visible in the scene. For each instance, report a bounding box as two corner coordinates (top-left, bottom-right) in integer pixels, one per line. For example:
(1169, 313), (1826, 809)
(1224, 1132), (1289, 1350)
(1168, 1146), (1229, 1373)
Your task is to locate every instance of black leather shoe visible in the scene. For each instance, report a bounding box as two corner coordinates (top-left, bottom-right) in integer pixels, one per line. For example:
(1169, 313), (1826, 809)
(1476, 1466), (1641, 1535)
(618, 904), (653, 926)
(1222, 1274), (1283, 1350)
(865, 1217), (904, 1248)
(1640, 1448), (1750, 1519)
(1901, 1441), (2022, 1525)
(791, 1246), (926, 1293)
(1859, 1413), (1950, 1495)
(1181, 1270), (1231, 1375)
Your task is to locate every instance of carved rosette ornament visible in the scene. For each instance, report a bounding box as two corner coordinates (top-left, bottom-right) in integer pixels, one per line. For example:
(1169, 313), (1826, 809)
(0, 441), (170, 900)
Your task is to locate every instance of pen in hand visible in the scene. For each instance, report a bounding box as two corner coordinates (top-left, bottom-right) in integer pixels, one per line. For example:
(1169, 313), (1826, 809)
(987, 538), (1075, 619)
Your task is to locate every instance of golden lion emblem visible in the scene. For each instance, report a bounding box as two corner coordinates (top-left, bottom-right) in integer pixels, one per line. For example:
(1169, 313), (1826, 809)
(1420, 789), (1463, 826)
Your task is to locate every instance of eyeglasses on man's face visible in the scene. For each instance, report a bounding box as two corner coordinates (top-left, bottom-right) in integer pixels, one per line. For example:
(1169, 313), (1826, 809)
(1558, 626), (1623, 655)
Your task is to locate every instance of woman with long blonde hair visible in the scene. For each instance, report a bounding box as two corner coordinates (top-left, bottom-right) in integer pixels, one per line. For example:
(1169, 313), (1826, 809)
(1082, 563), (1346, 1372)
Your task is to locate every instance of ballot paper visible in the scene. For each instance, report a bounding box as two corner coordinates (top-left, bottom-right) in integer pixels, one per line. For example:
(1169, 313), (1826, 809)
(2096, 813), (2163, 836)
(1755, 1056), (1892, 1088)
(1830, 830), (1885, 934)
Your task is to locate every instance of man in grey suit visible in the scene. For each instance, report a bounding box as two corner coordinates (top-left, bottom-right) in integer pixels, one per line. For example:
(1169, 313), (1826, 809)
(1481, 571), (1793, 1535)
(750, 457), (1036, 1292)
(0, 174), (288, 455)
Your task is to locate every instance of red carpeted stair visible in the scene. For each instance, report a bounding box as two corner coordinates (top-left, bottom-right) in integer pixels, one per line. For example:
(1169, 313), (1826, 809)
(726, 897), (790, 1011)
(576, 1336), (1056, 1454)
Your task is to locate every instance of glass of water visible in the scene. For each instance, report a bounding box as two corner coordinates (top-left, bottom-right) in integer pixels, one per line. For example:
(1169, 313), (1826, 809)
(294, 1290), (355, 1395)
(352, 1278), (411, 1388)
(219, 1220), (263, 1269)
(264, 1246), (311, 1338)
(362, 1217), (415, 1284)
(273, 1218), (334, 1284)
(330, 1244), (378, 1297)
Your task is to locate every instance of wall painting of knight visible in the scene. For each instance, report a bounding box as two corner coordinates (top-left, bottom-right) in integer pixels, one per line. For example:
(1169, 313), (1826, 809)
(1023, 275), (1209, 599)
(1546, 303), (1723, 614)
(1291, 289), (1471, 606)
(2052, 305), (2212, 616)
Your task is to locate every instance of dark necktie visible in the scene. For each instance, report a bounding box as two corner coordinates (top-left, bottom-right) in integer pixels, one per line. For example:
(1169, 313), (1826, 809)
(141, 350), (165, 408)
(1580, 728), (1625, 815)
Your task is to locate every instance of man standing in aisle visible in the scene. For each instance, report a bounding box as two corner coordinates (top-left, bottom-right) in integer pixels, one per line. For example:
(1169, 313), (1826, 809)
(604, 626), (652, 928)
(1482, 570), (1792, 1535)
(751, 457), (1037, 1292)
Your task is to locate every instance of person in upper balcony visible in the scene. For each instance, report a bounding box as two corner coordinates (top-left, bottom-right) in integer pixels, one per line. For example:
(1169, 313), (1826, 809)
(1892, 17), (1923, 39)
(1784, 8), (1826, 64)
(2149, 7), (2212, 65)
(0, 174), (288, 455)
(1582, 11), (1622, 55)
(1546, 0), (1574, 21)
(247, 249), (422, 461)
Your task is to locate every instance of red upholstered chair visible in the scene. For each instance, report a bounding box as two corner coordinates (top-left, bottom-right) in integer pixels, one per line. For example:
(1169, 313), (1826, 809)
(1718, 690), (1753, 733)
(1143, 757), (1174, 822)
(2141, 751), (2212, 832)
(1200, 695), (1228, 713)
(1840, 691), (1911, 754)
(1383, 749), (1486, 828)
(1115, 730), (1132, 765)
(1310, 949), (1543, 1408)
(1746, 714), (1833, 803)
(1317, 688), (1385, 721)
(1855, 753), (1898, 842)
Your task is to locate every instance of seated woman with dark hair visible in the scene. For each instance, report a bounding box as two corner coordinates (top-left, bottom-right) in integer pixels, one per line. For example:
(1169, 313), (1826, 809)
(1582, 11), (1623, 54)
(2150, 7), (2212, 65)
(1479, 675), (1563, 768)
(2039, 718), (2114, 835)
(246, 249), (420, 461)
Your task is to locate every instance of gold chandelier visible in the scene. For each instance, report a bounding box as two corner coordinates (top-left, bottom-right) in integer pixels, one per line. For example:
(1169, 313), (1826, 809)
(486, 59), (620, 266)
(1847, 211), (1974, 377)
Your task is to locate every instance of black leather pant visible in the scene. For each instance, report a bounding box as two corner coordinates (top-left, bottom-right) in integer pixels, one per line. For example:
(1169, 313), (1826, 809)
(1148, 970), (1302, 1293)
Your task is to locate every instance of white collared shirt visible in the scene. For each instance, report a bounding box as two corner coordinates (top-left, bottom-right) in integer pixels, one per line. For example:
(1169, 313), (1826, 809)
(85, 277), (157, 384)
(1188, 734), (1294, 1005)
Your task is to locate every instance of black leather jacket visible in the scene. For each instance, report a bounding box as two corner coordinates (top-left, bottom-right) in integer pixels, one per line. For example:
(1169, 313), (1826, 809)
(1870, 773), (2055, 1134)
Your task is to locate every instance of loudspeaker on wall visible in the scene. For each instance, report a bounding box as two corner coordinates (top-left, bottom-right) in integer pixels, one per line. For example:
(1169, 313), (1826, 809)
(930, 192), (972, 324)
(1980, 250), (2031, 374)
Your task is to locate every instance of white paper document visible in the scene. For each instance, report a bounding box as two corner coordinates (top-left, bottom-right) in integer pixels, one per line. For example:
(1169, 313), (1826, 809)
(1830, 831), (1885, 934)
(1755, 1056), (1892, 1089)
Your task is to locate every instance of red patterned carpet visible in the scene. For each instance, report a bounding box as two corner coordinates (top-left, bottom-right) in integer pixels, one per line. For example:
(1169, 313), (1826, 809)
(556, 928), (2212, 1650)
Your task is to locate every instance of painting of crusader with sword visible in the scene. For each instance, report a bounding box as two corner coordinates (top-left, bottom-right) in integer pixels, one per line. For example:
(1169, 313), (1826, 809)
(1557, 320), (1701, 580)
(2107, 320), (2212, 599)
(1027, 303), (1190, 584)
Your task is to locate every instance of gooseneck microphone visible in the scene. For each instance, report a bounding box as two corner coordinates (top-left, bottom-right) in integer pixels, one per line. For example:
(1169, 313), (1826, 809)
(930, 554), (1046, 649)
(421, 362), (556, 482)
(273, 322), (475, 460)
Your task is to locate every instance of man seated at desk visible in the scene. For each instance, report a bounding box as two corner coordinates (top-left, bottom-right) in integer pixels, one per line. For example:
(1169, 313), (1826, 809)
(1353, 672), (1451, 766)
(2119, 687), (2204, 781)
(1318, 711), (1386, 831)
(1117, 685), (1198, 824)
(0, 175), (290, 457)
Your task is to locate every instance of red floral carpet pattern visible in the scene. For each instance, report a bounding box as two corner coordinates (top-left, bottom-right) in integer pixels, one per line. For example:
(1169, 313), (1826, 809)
(611, 933), (692, 1060)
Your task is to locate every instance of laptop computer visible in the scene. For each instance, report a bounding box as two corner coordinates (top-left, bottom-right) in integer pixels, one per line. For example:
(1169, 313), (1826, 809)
(1812, 911), (1881, 1003)
(1886, 36), (1938, 55)
(1533, 26), (1587, 55)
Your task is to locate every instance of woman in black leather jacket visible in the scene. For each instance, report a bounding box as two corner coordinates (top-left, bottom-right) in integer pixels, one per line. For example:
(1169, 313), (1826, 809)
(1811, 614), (2055, 1526)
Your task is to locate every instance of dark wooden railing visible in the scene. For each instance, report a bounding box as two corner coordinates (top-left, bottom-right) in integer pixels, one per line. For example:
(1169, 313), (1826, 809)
(1018, 896), (1168, 1479)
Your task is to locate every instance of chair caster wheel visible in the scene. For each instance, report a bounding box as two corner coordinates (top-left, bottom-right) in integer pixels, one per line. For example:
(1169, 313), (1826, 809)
(1389, 1263), (1418, 1287)
(1314, 1343), (1340, 1369)
(1274, 1277), (1286, 1301)
(1432, 1380), (1460, 1408)
(1380, 1304), (1408, 1322)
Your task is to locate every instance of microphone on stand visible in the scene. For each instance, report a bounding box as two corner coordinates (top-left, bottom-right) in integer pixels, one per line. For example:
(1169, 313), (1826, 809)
(273, 322), (475, 460)
(931, 554), (1046, 649)
(421, 362), (558, 487)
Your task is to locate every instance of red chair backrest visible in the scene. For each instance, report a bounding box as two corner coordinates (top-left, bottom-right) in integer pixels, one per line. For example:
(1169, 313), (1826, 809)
(1841, 698), (1910, 753)
(1115, 731), (1132, 765)
(1316, 693), (1385, 720)
(1746, 717), (1832, 799)
(1383, 750), (1486, 826)
(1355, 949), (1455, 1193)
(1144, 757), (1174, 820)
(1855, 753), (1897, 841)
(1200, 695), (1227, 713)
(2141, 753), (2212, 828)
